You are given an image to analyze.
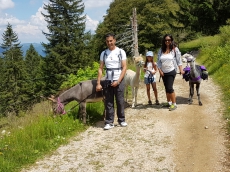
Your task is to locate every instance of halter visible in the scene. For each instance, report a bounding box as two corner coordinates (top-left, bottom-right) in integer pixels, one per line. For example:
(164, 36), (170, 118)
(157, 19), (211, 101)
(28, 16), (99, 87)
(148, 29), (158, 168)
(56, 97), (66, 115)
(136, 60), (144, 67)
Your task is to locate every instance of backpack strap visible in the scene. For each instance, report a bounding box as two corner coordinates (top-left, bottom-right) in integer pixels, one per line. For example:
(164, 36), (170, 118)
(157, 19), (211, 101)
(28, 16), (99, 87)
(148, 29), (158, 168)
(104, 48), (123, 82)
(103, 50), (107, 63)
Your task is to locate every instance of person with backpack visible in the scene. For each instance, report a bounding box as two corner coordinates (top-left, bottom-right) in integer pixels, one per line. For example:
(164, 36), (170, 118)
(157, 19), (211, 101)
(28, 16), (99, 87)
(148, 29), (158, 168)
(157, 34), (184, 111)
(96, 33), (127, 130)
(144, 51), (159, 105)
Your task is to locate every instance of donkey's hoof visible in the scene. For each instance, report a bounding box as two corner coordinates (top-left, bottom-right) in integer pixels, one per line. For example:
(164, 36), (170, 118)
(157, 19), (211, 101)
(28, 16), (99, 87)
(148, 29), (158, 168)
(199, 102), (203, 106)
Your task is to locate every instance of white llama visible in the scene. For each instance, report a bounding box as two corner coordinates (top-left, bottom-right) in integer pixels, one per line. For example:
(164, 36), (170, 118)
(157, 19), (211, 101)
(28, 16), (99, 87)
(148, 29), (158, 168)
(124, 55), (144, 108)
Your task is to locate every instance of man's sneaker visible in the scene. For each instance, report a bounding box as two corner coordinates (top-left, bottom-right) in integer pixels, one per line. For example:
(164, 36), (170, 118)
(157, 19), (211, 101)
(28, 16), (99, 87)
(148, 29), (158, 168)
(169, 104), (177, 111)
(148, 100), (152, 105)
(104, 123), (114, 130)
(161, 102), (170, 107)
(155, 100), (160, 105)
(119, 122), (128, 127)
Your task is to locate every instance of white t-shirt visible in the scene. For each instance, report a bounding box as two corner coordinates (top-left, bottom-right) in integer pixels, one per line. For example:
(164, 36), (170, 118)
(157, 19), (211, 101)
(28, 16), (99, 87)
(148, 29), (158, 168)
(144, 62), (156, 79)
(160, 53), (174, 73)
(100, 47), (126, 81)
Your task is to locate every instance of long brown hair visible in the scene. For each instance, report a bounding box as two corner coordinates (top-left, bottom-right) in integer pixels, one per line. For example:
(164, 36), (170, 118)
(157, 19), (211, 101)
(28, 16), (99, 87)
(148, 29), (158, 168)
(161, 34), (176, 53)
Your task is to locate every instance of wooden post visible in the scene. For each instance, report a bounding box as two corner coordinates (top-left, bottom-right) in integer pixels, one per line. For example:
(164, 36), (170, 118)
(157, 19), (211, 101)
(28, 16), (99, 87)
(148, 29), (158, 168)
(132, 8), (139, 57)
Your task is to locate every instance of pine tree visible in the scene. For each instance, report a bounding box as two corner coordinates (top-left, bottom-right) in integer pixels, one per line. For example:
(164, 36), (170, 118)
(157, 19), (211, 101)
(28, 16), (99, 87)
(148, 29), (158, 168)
(0, 23), (29, 116)
(24, 44), (45, 103)
(41, 0), (90, 95)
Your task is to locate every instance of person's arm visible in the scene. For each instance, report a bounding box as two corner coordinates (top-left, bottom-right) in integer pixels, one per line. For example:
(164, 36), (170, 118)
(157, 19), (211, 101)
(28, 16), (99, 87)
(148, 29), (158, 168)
(152, 62), (157, 74)
(178, 65), (184, 75)
(96, 61), (104, 91)
(157, 50), (164, 76)
(174, 47), (184, 74)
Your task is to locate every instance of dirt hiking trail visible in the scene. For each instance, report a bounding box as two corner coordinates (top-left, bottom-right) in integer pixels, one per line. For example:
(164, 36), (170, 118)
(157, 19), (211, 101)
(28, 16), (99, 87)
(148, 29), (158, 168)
(22, 64), (230, 172)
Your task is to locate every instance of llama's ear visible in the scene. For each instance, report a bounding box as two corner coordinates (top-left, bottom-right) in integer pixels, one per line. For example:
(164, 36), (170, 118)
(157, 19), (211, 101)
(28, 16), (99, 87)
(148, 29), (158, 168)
(133, 56), (136, 61)
(182, 58), (187, 63)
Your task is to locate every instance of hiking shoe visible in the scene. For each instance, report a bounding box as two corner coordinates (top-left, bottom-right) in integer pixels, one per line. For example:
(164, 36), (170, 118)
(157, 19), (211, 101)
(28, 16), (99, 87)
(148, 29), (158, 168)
(148, 100), (152, 105)
(161, 102), (170, 107)
(155, 100), (160, 105)
(169, 104), (177, 111)
(104, 123), (114, 130)
(119, 122), (128, 127)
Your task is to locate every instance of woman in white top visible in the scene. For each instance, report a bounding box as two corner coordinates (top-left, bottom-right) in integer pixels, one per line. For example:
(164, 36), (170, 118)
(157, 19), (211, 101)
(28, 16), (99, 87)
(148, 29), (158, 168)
(157, 34), (184, 111)
(144, 51), (159, 105)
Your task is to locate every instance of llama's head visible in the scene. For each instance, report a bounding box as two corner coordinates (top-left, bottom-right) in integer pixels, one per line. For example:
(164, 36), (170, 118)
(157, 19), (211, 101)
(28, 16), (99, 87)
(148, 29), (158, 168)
(133, 55), (144, 67)
(48, 95), (66, 115)
(182, 53), (196, 63)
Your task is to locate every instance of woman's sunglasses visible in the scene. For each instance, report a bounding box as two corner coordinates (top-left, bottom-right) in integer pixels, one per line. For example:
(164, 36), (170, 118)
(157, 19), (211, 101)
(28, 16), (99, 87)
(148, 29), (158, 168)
(165, 39), (171, 42)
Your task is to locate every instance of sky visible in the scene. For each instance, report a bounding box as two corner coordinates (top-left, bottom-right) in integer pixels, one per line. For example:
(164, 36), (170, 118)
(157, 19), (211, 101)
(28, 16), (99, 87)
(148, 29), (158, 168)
(0, 0), (113, 43)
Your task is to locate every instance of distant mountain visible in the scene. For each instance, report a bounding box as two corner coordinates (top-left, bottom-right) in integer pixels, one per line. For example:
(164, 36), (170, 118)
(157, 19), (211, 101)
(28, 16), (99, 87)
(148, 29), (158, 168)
(21, 43), (46, 57)
(0, 43), (46, 57)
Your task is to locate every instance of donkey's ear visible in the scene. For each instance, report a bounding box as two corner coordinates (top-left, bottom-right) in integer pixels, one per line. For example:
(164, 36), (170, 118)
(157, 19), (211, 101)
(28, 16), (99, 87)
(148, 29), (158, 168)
(48, 95), (57, 102)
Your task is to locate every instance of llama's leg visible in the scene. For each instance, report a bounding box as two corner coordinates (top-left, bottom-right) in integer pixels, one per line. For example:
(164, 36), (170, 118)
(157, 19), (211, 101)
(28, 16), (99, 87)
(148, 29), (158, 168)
(188, 82), (194, 104)
(125, 86), (128, 103)
(196, 83), (202, 106)
(131, 87), (135, 108)
(134, 87), (138, 106)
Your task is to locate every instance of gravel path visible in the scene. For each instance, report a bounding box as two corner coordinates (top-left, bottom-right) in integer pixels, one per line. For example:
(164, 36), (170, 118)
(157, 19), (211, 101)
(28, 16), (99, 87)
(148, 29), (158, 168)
(22, 64), (229, 172)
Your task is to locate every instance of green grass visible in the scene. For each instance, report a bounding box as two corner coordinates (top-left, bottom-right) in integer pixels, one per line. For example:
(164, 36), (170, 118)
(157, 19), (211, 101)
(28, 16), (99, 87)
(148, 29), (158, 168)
(179, 35), (221, 54)
(0, 100), (105, 172)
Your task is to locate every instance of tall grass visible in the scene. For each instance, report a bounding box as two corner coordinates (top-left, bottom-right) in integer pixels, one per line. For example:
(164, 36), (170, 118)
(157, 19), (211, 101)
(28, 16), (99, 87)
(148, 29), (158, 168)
(0, 99), (105, 172)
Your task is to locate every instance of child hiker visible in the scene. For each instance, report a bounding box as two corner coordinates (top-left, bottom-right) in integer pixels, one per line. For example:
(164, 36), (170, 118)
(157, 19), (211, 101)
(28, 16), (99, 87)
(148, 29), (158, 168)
(143, 51), (159, 105)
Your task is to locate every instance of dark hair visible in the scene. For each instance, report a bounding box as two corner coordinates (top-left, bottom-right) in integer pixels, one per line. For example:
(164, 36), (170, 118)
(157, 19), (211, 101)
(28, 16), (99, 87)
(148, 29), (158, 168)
(105, 33), (116, 39)
(144, 56), (154, 68)
(161, 34), (175, 53)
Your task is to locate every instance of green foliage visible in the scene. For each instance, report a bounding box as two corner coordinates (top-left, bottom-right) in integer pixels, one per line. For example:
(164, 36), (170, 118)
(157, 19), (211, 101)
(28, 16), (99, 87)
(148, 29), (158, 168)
(60, 62), (100, 89)
(94, 0), (183, 55)
(219, 25), (230, 46)
(0, 114), (86, 172)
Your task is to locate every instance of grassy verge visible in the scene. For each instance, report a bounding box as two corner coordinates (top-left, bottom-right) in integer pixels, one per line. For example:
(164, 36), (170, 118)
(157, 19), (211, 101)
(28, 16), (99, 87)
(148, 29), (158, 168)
(0, 101), (104, 172)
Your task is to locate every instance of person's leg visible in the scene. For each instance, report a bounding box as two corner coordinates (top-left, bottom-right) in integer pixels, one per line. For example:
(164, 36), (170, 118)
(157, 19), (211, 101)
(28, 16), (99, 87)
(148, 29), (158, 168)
(146, 84), (151, 101)
(166, 74), (176, 103)
(104, 80), (115, 124)
(165, 73), (177, 111)
(170, 92), (176, 104)
(162, 75), (171, 105)
(145, 77), (151, 104)
(152, 82), (159, 103)
(115, 79), (125, 124)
